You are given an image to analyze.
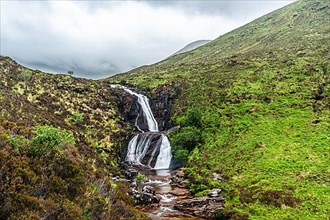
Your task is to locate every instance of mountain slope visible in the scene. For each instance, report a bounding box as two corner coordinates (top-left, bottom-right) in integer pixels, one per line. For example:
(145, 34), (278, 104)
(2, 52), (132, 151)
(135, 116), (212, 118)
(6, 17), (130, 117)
(108, 0), (330, 219)
(0, 57), (147, 219)
(171, 40), (211, 56)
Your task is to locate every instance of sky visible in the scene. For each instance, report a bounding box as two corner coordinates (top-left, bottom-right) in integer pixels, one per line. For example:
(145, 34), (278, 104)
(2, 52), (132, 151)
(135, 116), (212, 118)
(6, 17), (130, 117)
(0, 0), (294, 79)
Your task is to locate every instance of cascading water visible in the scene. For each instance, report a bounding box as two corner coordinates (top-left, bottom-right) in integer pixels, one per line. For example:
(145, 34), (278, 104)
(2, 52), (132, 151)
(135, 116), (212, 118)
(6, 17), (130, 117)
(115, 85), (200, 219)
(123, 87), (158, 132)
(122, 86), (172, 170)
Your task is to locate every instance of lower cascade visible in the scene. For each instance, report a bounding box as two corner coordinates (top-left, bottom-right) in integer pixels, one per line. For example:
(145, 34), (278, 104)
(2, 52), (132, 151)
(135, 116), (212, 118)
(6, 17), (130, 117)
(122, 86), (173, 170)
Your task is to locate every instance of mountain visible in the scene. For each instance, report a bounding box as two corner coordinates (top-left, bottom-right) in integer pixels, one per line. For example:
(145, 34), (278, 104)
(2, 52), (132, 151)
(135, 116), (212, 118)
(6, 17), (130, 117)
(108, 0), (330, 219)
(171, 40), (211, 56)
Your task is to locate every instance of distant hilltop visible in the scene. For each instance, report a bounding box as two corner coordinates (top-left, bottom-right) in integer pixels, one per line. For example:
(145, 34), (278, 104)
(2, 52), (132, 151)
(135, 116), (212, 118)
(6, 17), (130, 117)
(172, 40), (211, 56)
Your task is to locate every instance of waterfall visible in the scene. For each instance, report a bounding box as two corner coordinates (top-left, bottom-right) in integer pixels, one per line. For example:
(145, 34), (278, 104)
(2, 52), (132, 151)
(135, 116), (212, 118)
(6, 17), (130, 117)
(122, 87), (158, 132)
(121, 86), (172, 170)
(154, 135), (172, 169)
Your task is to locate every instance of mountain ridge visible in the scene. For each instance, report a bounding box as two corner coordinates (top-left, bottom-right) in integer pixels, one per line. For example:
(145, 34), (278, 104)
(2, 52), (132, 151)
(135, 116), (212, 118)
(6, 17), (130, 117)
(171, 40), (212, 56)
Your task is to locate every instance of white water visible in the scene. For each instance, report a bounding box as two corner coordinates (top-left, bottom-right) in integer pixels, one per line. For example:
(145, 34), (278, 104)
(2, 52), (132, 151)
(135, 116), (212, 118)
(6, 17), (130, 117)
(154, 135), (172, 169)
(123, 87), (158, 132)
(121, 86), (172, 170)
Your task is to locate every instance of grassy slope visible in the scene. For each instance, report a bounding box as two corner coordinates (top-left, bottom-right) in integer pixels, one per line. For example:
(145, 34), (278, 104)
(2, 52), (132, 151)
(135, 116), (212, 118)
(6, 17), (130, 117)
(109, 0), (330, 219)
(0, 57), (146, 219)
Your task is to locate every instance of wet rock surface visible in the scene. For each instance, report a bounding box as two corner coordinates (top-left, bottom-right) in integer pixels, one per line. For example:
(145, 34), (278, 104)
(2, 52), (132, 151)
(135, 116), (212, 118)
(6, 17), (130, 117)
(114, 83), (179, 132)
(132, 184), (160, 205)
(174, 197), (225, 219)
(151, 84), (179, 131)
(134, 168), (225, 219)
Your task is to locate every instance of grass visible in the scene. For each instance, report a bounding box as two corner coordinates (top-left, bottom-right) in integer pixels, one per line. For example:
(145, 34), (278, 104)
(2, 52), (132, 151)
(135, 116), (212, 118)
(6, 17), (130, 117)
(107, 0), (330, 218)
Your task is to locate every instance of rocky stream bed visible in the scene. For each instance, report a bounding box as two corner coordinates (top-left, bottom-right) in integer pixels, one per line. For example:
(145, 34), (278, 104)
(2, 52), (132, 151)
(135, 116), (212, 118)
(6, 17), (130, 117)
(114, 167), (225, 219)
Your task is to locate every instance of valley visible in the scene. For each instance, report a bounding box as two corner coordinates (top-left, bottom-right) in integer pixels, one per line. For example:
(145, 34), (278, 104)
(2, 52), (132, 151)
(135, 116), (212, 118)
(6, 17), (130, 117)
(0, 0), (329, 219)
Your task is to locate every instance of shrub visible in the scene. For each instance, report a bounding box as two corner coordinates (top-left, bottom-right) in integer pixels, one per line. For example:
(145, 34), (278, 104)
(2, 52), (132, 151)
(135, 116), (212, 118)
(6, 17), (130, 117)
(171, 126), (202, 152)
(173, 148), (189, 163)
(71, 112), (84, 124)
(136, 173), (146, 185)
(66, 112), (84, 124)
(184, 107), (202, 127)
(29, 126), (75, 156)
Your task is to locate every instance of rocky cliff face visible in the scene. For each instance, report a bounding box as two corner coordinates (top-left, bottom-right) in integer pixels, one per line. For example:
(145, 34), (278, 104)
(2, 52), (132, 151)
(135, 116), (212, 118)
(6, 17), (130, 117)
(115, 84), (179, 132)
(151, 84), (179, 131)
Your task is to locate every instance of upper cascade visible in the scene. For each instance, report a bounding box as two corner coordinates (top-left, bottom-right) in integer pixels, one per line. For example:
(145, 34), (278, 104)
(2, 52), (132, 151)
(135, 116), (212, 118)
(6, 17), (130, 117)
(122, 86), (159, 132)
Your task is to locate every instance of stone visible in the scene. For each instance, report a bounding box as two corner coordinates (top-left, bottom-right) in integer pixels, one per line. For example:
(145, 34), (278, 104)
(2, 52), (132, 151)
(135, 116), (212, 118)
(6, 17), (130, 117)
(131, 185), (161, 205)
(143, 185), (156, 195)
(170, 187), (190, 197)
(208, 188), (221, 197)
(174, 196), (225, 219)
(212, 172), (223, 181)
(175, 169), (185, 178)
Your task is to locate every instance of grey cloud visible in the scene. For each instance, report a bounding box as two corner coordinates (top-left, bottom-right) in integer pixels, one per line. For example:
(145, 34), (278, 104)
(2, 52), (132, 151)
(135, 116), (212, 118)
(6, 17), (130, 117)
(145, 1), (295, 18)
(0, 1), (294, 79)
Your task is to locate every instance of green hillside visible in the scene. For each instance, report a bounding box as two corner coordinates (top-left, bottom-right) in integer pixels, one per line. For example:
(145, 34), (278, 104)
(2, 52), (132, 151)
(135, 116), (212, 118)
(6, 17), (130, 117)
(109, 0), (330, 219)
(0, 57), (146, 219)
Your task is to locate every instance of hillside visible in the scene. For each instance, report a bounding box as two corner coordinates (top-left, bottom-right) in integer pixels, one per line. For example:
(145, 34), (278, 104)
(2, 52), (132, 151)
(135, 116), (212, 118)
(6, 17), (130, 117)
(171, 40), (212, 56)
(108, 0), (330, 219)
(0, 57), (147, 219)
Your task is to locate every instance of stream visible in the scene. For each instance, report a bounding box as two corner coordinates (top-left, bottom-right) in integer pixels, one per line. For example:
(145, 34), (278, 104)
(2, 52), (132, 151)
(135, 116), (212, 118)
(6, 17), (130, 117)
(138, 170), (202, 220)
(117, 85), (201, 219)
(114, 85), (223, 219)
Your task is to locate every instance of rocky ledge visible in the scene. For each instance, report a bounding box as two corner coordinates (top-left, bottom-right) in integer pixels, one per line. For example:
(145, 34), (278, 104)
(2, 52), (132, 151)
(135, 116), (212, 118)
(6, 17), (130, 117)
(174, 196), (225, 219)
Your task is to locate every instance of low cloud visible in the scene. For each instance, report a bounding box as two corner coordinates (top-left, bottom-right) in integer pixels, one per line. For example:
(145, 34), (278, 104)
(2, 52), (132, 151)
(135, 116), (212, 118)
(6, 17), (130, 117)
(0, 1), (293, 79)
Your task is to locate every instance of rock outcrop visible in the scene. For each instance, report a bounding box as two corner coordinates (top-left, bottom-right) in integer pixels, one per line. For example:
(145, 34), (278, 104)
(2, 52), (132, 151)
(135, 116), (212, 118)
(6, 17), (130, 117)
(151, 84), (179, 131)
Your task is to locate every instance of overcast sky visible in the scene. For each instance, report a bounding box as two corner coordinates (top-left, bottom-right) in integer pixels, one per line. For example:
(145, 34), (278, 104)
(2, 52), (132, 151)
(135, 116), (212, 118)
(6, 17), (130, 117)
(0, 1), (294, 79)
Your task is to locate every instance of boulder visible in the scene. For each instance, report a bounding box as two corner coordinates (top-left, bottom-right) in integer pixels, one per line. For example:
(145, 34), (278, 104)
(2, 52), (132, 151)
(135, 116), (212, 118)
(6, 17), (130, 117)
(131, 185), (160, 205)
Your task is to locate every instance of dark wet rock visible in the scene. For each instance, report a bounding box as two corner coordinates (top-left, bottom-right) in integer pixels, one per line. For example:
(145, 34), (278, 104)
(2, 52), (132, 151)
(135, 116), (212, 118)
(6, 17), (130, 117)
(171, 168), (190, 187)
(174, 196), (225, 219)
(165, 125), (181, 134)
(132, 185), (160, 205)
(169, 156), (182, 170)
(113, 85), (150, 131)
(115, 83), (179, 132)
(143, 185), (156, 195)
(128, 168), (139, 178)
(208, 188), (221, 197)
(138, 133), (163, 167)
(151, 84), (179, 131)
